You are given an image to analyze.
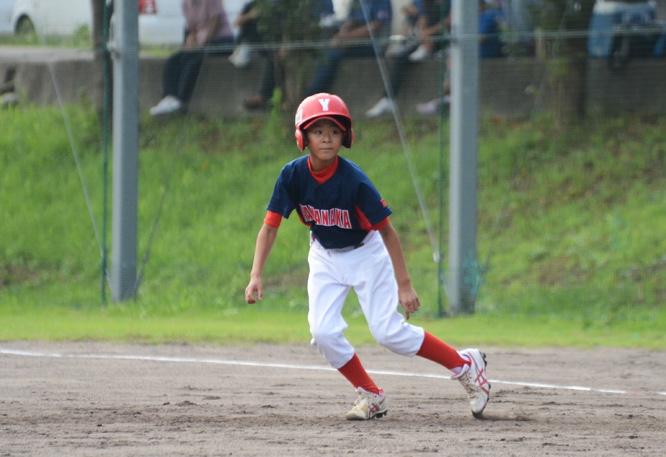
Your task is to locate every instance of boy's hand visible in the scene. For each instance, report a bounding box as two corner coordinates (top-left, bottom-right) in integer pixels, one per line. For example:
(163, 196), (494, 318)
(245, 277), (263, 304)
(398, 283), (420, 320)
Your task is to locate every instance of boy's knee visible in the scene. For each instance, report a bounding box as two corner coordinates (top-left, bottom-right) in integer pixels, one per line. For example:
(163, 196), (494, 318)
(310, 329), (353, 369)
(369, 326), (393, 348)
(310, 327), (340, 346)
(370, 323), (422, 355)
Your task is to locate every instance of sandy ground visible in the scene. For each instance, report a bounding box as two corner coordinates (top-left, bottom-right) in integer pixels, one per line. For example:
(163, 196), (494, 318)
(1, 341), (665, 456)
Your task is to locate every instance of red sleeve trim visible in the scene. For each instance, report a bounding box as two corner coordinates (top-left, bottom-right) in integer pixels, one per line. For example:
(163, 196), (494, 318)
(264, 210), (283, 228)
(371, 217), (390, 231)
(355, 205), (390, 231)
(354, 206), (373, 230)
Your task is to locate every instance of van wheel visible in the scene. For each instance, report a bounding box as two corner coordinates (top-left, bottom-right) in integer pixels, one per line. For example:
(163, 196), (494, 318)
(15, 17), (37, 43)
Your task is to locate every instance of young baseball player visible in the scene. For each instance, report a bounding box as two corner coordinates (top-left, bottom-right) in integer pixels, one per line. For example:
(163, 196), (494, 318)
(245, 93), (490, 420)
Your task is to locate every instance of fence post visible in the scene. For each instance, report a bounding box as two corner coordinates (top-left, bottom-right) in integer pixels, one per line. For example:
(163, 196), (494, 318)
(448, 0), (479, 315)
(110, 0), (139, 302)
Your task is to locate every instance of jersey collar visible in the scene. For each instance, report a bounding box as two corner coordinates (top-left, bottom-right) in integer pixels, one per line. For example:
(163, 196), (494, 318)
(308, 156), (339, 185)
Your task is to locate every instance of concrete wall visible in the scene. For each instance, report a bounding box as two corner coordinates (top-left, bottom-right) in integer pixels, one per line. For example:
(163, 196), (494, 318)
(1, 47), (665, 118)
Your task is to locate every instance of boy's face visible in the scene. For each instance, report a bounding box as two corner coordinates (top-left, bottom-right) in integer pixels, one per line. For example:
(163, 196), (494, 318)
(305, 118), (345, 172)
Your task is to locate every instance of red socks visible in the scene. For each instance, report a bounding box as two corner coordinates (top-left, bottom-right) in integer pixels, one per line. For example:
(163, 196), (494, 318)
(338, 333), (468, 391)
(338, 353), (380, 394)
(416, 331), (468, 370)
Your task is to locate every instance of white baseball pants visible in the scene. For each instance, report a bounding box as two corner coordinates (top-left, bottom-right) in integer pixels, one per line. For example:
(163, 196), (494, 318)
(307, 230), (425, 369)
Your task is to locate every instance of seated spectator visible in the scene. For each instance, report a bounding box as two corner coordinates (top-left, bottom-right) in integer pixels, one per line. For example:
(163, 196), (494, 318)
(479, 0), (506, 59)
(150, 0), (234, 116)
(228, 1), (261, 68)
(417, 0), (505, 115)
(408, 0), (451, 62)
(243, 0), (338, 111)
(386, 0), (422, 55)
(366, 0), (450, 118)
(304, 0), (393, 97)
(500, 0), (540, 56)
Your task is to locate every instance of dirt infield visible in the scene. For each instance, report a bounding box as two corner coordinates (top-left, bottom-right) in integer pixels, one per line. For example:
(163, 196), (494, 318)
(1, 341), (664, 456)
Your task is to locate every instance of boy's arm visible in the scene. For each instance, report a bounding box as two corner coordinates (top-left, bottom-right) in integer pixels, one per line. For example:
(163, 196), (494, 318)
(378, 221), (421, 320)
(245, 223), (279, 304)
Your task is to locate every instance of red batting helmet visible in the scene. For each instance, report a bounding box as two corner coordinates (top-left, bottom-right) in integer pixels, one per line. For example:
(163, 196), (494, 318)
(294, 93), (354, 151)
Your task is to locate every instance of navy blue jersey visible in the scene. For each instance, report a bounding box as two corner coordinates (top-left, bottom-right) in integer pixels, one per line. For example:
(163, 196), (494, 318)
(267, 155), (392, 249)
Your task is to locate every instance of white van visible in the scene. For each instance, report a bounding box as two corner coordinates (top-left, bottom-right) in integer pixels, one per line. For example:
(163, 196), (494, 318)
(0, 0), (15, 35)
(10, 0), (185, 46)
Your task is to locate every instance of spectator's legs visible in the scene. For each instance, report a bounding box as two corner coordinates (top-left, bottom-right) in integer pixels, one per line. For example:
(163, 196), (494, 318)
(386, 49), (412, 98)
(162, 52), (187, 98)
(170, 38), (234, 103)
(230, 7), (261, 69)
(233, 1), (260, 47)
(305, 48), (346, 96)
(366, 46), (413, 118)
(305, 45), (376, 96)
(206, 37), (235, 57)
(259, 52), (279, 101)
(244, 50), (283, 110)
(151, 52), (190, 115)
(175, 50), (206, 103)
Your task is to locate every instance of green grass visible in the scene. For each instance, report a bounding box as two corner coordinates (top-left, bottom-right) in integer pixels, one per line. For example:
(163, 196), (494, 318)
(0, 29), (179, 55)
(0, 27), (91, 47)
(1, 307), (663, 348)
(1, 105), (665, 348)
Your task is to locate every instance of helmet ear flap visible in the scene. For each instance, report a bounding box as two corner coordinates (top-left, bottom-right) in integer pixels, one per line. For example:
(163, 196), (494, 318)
(295, 128), (305, 151)
(344, 127), (354, 149)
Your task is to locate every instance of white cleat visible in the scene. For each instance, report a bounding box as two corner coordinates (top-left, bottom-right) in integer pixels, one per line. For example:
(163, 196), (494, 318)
(453, 349), (491, 418)
(345, 387), (388, 420)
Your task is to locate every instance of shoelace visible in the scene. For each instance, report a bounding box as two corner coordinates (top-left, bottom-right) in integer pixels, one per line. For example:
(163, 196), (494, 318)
(458, 365), (481, 393)
(354, 391), (380, 408)
(354, 393), (370, 407)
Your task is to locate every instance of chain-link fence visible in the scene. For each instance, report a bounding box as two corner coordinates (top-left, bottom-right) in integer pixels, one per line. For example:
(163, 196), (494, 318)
(1, 0), (665, 321)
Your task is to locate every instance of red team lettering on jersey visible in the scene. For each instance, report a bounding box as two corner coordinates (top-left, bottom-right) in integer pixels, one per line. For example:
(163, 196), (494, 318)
(299, 205), (352, 229)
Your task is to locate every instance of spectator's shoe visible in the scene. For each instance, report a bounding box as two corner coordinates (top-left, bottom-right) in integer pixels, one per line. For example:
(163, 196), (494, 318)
(365, 97), (395, 118)
(452, 349), (491, 418)
(243, 95), (267, 110)
(408, 44), (432, 62)
(1, 92), (19, 108)
(386, 35), (408, 57)
(319, 14), (341, 29)
(345, 387), (387, 420)
(149, 95), (182, 116)
(229, 44), (252, 68)
(416, 96), (450, 115)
